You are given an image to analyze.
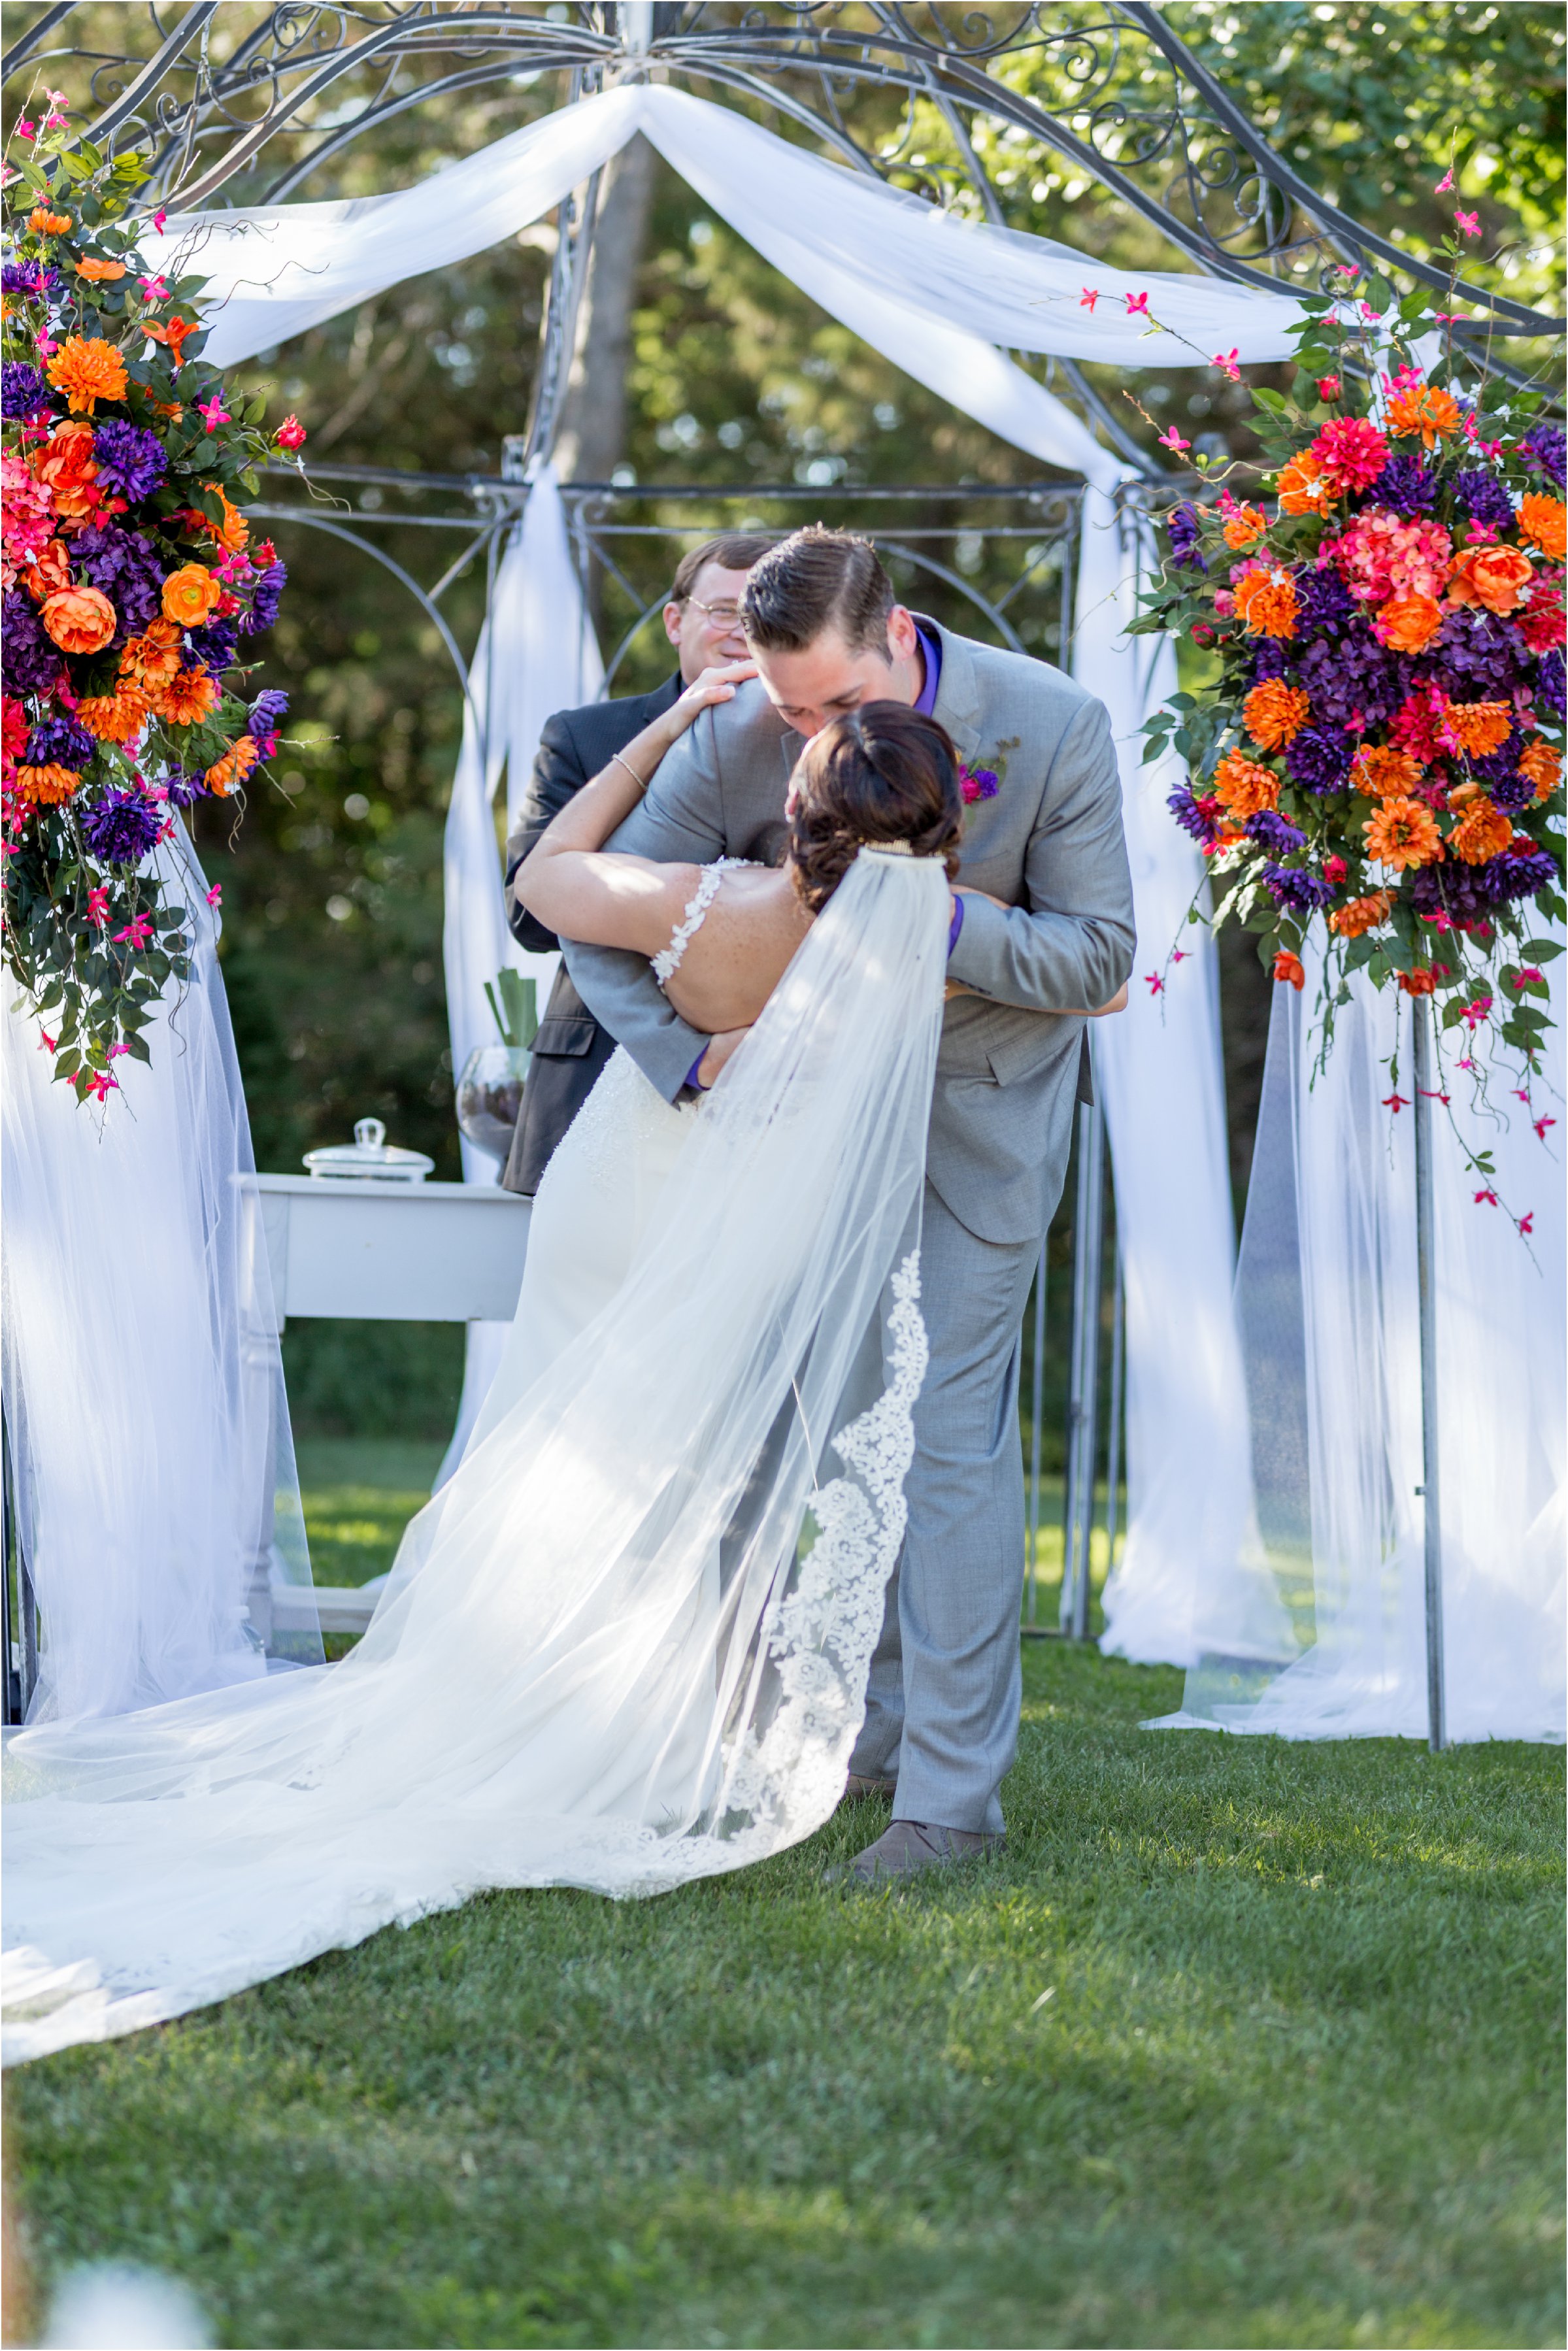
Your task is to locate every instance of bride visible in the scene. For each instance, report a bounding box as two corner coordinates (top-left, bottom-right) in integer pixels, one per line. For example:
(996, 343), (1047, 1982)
(3, 688), (973, 2065)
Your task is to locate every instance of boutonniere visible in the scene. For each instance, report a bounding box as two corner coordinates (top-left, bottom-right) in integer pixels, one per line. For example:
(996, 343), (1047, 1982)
(959, 737), (1017, 807)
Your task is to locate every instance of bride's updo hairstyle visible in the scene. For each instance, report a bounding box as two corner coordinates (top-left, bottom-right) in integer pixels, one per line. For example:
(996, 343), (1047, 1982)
(788, 702), (964, 914)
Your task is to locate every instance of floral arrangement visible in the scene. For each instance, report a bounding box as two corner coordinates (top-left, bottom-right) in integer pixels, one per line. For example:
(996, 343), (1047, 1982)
(1134, 222), (1565, 1084)
(1, 105), (305, 1100)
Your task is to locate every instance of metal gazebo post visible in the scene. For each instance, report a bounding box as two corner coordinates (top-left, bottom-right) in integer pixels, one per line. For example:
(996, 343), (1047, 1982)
(1411, 997), (1447, 1753)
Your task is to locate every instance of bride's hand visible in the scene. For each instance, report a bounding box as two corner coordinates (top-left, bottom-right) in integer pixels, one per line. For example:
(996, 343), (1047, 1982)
(695, 1025), (749, 1089)
(667, 658), (758, 736)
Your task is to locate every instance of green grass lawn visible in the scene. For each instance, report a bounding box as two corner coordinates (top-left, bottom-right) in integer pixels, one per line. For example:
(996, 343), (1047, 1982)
(7, 1634), (1561, 2350)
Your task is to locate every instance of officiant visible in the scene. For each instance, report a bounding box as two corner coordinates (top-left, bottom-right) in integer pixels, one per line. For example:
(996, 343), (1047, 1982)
(500, 533), (774, 1195)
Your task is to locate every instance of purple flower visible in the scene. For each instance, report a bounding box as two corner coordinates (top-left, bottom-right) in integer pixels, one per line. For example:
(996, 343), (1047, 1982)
(74, 528), (165, 646)
(91, 420), (167, 503)
(1454, 469), (1516, 535)
(1167, 503), (1207, 573)
(1249, 638), (1290, 685)
(186, 616), (239, 673)
(1262, 861), (1333, 912)
(1422, 607), (1531, 701)
(1488, 767), (1538, 815)
(1293, 564), (1356, 635)
(80, 787), (163, 866)
(1369, 456), (1437, 516)
(1480, 844), (1556, 905)
(23, 714), (95, 771)
(161, 769), (211, 809)
(1519, 424), (1566, 489)
(1246, 809), (1306, 855)
(1, 592), (62, 693)
(249, 688), (289, 755)
(1, 360), (51, 420)
(1410, 862), (1490, 927)
(1, 261), (60, 297)
(1297, 627), (1405, 725)
(1168, 786), (1218, 844)
(1285, 724), (1356, 794)
(1536, 649), (1565, 714)
(241, 559), (286, 637)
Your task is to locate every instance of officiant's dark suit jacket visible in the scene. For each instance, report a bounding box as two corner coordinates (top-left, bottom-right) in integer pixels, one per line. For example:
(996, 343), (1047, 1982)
(500, 673), (683, 1196)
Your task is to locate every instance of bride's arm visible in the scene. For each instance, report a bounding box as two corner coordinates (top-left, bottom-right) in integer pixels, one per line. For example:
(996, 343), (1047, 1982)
(514, 661), (755, 949)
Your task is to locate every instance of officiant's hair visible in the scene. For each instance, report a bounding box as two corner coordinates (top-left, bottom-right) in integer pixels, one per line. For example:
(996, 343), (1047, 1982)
(741, 525), (895, 656)
(669, 533), (776, 603)
(789, 702), (963, 914)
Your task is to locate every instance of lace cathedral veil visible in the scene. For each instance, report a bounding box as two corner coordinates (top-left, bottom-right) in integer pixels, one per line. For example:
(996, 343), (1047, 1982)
(3, 848), (948, 2061)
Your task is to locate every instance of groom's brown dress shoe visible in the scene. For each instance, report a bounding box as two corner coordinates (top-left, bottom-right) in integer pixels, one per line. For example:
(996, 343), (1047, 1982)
(842, 1773), (897, 1803)
(826, 1819), (1004, 1885)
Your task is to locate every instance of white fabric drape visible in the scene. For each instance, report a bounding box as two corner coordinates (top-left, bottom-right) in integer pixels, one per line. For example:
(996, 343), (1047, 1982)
(3, 852), (948, 2063)
(153, 79), (1267, 1622)
(1158, 945), (1565, 1742)
(437, 465), (605, 1483)
(1, 827), (318, 1724)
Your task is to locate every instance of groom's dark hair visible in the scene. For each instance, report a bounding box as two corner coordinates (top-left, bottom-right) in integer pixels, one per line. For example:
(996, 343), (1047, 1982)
(741, 525), (895, 656)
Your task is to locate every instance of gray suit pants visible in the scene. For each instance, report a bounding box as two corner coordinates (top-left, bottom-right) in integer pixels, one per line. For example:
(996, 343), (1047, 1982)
(848, 1180), (1041, 1836)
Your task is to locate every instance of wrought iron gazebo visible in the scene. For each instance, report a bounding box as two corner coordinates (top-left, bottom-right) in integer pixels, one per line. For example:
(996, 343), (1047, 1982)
(3, 4), (1560, 1697)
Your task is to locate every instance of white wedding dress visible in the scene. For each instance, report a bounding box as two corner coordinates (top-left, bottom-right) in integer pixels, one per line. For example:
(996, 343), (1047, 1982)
(2, 850), (948, 2065)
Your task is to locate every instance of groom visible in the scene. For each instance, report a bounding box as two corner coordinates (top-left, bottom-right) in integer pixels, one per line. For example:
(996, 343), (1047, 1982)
(563, 527), (1135, 1880)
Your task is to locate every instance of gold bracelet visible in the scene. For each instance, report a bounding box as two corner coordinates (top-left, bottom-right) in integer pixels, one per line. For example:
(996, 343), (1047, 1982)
(610, 750), (649, 793)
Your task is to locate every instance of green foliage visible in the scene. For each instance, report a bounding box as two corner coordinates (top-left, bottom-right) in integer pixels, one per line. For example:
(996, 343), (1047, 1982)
(8, 1641), (1561, 2349)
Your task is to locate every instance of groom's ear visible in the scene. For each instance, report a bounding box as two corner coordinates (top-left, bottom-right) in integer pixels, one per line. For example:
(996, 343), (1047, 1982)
(886, 605), (918, 663)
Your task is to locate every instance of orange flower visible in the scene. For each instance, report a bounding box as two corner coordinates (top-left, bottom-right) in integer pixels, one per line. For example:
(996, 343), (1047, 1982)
(1364, 797), (1443, 871)
(15, 763), (80, 804)
(1244, 678), (1311, 750)
(1446, 778), (1482, 810)
(1352, 743), (1424, 799)
(1384, 383), (1462, 448)
(1374, 592), (1444, 652)
(1233, 566), (1298, 639)
(199, 482), (250, 554)
(1518, 493), (1567, 563)
(149, 667), (220, 727)
(1212, 749), (1280, 820)
(1273, 950), (1305, 990)
(120, 620), (184, 693)
(205, 735), (260, 797)
(1276, 450), (1334, 517)
(1223, 503), (1268, 551)
(1447, 542), (1534, 616)
(1397, 968), (1439, 996)
(74, 256), (126, 283)
(32, 420), (99, 522)
(27, 208), (71, 235)
(1519, 738), (1563, 799)
(161, 564), (222, 627)
(22, 536), (73, 602)
(1329, 891), (1394, 937)
(1447, 794), (1512, 865)
(44, 334), (128, 415)
(76, 686), (149, 744)
(1445, 701), (1512, 758)
(141, 315), (198, 370)
(41, 584), (117, 654)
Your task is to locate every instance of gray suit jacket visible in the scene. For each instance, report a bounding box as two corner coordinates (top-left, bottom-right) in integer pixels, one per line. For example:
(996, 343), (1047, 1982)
(563, 620), (1135, 1244)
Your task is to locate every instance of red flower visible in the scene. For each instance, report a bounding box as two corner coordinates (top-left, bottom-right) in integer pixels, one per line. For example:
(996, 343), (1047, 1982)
(1274, 951), (1306, 991)
(1310, 416), (1390, 495)
(274, 414), (307, 452)
(1324, 854), (1348, 885)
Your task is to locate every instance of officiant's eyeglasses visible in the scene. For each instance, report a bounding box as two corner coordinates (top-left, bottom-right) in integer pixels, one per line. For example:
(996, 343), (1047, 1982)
(684, 595), (746, 624)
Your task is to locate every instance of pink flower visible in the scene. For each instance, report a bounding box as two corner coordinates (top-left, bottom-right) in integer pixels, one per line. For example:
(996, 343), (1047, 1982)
(1455, 209), (1480, 238)
(1518, 1212), (1535, 1235)
(1418, 1088), (1451, 1106)
(153, 209), (167, 234)
(1158, 426), (1192, 453)
(1358, 301), (1380, 322)
(1212, 590), (1235, 618)
(274, 414), (307, 452)
(86, 885), (110, 927)
(33, 331), (57, 358)
(205, 882), (222, 908)
(1172, 948), (1190, 964)
(15, 119), (36, 141)
(1324, 854), (1348, 885)
(1211, 348), (1241, 380)
(1126, 291), (1151, 318)
(1460, 995), (1492, 1031)
(1512, 966), (1546, 988)
(139, 274), (170, 300)
(1335, 507), (1452, 605)
(38, 1028), (55, 1054)
(112, 913), (154, 950)
(958, 765), (999, 807)
(1144, 973), (1165, 995)
(44, 111), (67, 131)
(1534, 1114), (1557, 1141)
(1382, 1092), (1408, 1114)
(84, 1071), (118, 1102)
(107, 1040), (129, 1058)
(1080, 288), (1100, 311)
(1435, 167), (1455, 194)
(198, 394), (231, 433)
(1317, 375), (1342, 401)
(1337, 263), (1361, 280)
(1473, 1186), (1498, 1206)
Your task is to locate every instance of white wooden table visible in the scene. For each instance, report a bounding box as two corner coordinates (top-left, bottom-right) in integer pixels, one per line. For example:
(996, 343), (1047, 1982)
(256, 1174), (532, 1635)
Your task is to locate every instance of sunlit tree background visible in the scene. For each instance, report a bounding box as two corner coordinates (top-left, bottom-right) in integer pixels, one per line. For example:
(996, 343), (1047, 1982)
(7, 3), (1563, 1433)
